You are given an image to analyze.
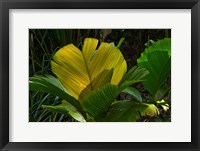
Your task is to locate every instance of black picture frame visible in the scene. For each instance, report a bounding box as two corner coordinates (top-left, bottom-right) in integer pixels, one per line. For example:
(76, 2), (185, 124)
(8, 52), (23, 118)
(0, 0), (199, 151)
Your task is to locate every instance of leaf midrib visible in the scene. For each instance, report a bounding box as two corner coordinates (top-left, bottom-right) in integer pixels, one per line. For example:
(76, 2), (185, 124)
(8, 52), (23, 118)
(82, 51), (94, 90)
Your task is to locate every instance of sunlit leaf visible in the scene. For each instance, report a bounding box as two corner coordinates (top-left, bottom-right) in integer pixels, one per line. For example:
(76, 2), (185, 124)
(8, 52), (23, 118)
(51, 38), (127, 99)
(138, 103), (160, 117)
(156, 99), (170, 111)
(79, 69), (113, 100)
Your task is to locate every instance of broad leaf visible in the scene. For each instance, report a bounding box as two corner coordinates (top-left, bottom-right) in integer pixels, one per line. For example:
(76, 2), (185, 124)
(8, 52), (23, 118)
(154, 86), (171, 101)
(122, 87), (142, 102)
(97, 101), (148, 122)
(119, 66), (149, 91)
(102, 108), (140, 122)
(42, 100), (86, 122)
(110, 101), (159, 118)
(94, 100), (159, 122)
(79, 69), (113, 100)
(29, 75), (84, 115)
(80, 83), (118, 118)
(138, 38), (171, 63)
(97, 101), (140, 122)
(137, 38), (171, 96)
(110, 100), (134, 110)
(138, 103), (160, 117)
(138, 51), (171, 96)
(51, 38), (127, 100)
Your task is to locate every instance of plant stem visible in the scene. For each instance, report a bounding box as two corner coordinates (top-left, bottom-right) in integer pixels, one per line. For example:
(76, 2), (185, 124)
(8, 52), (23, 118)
(116, 37), (125, 48)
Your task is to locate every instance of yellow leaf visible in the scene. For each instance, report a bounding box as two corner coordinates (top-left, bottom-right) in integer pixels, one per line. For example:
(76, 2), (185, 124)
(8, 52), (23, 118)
(51, 38), (127, 100)
(82, 38), (98, 65)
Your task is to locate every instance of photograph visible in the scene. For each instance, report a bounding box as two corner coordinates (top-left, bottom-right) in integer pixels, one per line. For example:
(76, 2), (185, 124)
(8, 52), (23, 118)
(1, 0), (199, 150)
(29, 29), (171, 122)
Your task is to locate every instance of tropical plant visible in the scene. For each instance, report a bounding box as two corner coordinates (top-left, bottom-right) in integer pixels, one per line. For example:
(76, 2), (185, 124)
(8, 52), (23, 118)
(137, 38), (171, 96)
(29, 38), (155, 122)
(137, 38), (171, 117)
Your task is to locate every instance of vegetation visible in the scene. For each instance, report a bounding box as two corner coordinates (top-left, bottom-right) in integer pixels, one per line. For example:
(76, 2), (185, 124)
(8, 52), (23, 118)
(29, 29), (171, 122)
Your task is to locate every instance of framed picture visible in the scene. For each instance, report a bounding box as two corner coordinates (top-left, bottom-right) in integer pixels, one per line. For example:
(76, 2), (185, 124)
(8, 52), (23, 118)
(0, 0), (199, 150)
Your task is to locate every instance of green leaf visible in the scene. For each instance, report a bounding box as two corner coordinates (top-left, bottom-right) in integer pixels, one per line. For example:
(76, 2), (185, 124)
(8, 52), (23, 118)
(110, 102), (159, 118)
(29, 75), (84, 116)
(154, 87), (171, 101)
(137, 38), (171, 96)
(156, 99), (170, 111)
(97, 101), (152, 122)
(98, 101), (141, 122)
(138, 38), (171, 63)
(96, 101), (159, 122)
(116, 37), (125, 48)
(119, 66), (149, 91)
(111, 100), (134, 110)
(79, 69), (113, 100)
(138, 103), (160, 117)
(103, 108), (140, 122)
(80, 83), (118, 118)
(42, 100), (86, 122)
(122, 87), (142, 102)
(138, 51), (171, 96)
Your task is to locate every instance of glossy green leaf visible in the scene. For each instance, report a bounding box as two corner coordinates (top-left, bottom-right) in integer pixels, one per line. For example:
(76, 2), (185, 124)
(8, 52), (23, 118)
(122, 87), (142, 102)
(42, 100), (86, 122)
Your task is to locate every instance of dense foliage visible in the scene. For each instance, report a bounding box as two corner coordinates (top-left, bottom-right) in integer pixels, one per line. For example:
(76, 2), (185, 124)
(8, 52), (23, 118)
(29, 29), (171, 122)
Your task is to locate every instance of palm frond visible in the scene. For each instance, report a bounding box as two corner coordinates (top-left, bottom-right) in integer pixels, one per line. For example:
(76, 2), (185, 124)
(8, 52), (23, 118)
(51, 38), (127, 99)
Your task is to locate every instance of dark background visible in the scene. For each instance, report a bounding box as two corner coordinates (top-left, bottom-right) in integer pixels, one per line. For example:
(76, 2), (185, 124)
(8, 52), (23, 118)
(29, 29), (171, 76)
